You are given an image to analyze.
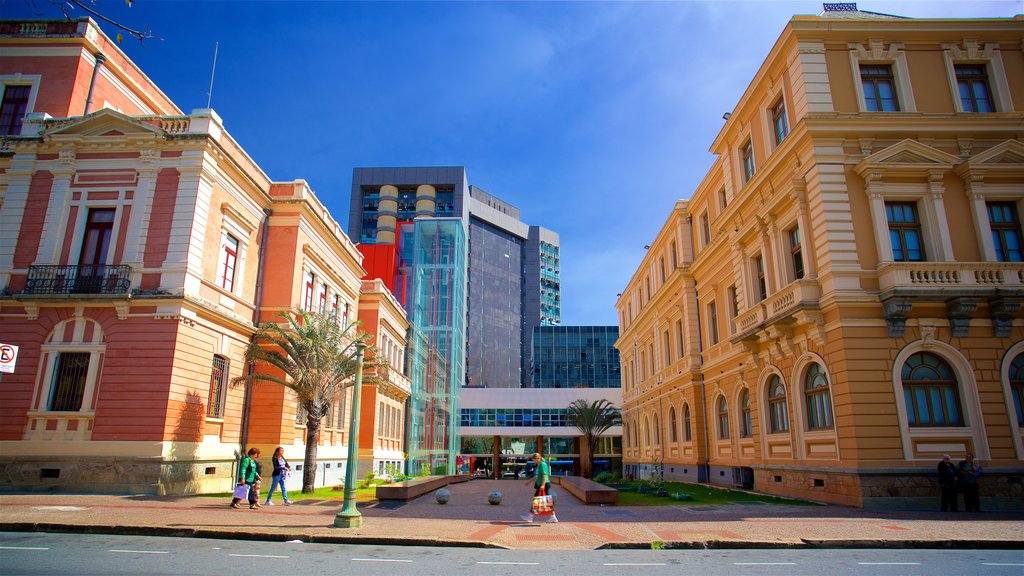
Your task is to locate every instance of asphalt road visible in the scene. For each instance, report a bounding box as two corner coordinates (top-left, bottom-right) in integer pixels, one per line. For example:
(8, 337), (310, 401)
(1, 532), (1022, 576)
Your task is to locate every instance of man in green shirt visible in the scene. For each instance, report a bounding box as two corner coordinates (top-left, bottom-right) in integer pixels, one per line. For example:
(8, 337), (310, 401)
(520, 452), (557, 523)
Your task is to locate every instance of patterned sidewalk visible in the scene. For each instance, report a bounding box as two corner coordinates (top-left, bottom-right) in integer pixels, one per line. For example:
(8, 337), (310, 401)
(1, 480), (1021, 550)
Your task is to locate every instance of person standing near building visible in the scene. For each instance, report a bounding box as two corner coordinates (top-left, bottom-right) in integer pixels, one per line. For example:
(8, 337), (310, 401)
(937, 454), (958, 512)
(957, 452), (982, 512)
(264, 446), (292, 506)
(231, 447), (261, 510)
(520, 452), (557, 523)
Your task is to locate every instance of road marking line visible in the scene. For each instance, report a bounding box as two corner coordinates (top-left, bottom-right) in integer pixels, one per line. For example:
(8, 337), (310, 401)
(108, 549), (169, 555)
(982, 564), (1024, 567)
(734, 563), (797, 565)
(0, 546), (49, 551)
(478, 561), (541, 565)
(229, 554), (288, 559)
(352, 558), (414, 563)
(604, 563), (667, 566)
(858, 562), (921, 565)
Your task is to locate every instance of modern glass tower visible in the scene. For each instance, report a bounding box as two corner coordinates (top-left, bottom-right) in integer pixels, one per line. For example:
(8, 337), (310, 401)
(402, 218), (466, 475)
(530, 326), (621, 388)
(349, 167), (560, 390)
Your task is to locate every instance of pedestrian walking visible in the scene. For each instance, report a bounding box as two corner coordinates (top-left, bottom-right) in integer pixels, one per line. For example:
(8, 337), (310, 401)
(937, 454), (958, 512)
(957, 452), (982, 512)
(520, 452), (557, 523)
(265, 446), (292, 506)
(231, 447), (261, 510)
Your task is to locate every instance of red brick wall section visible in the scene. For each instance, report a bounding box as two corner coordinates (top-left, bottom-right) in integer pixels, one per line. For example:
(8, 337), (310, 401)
(143, 168), (179, 268)
(13, 171), (53, 269)
(0, 55), (79, 118)
(90, 312), (178, 441)
(0, 313), (51, 440)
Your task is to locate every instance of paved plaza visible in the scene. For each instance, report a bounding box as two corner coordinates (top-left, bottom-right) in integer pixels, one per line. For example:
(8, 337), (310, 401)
(1, 480), (1021, 550)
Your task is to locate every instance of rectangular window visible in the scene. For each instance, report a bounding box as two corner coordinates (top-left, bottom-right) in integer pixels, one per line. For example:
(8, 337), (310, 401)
(755, 255), (767, 301)
(789, 226), (804, 280)
(79, 208), (115, 267)
(48, 352), (90, 411)
(707, 301), (719, 345)
(331, 294), (340, 318)
(701, 212), (711, 246)
(207, 356), (228, 418)
(659, 257), (666, 283)
(0, 84), (30, 136)
(955, 65), (994, 113)
(336, 391), (347, 429)
(718, 189), (728, 211)
(318, 283), (328, 313)
(771, 97), (789, 145)
(648, 343), (654, 376)
(860, 65), (900, 112)
(885, 202), (925, 262)
(670, 241), (678, 269)
(741, 140), (755, 182)
(988, 202), (1023, 262)
(728, 285), (739, 319)
(645, 276), (651, 301)
(220, 235), (238, 292)
(675, 319), (685, 359)
(662, 331), (670, 367)
(303, 272), (315, 311)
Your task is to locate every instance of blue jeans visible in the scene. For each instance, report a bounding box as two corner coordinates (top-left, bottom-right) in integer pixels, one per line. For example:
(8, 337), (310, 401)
(265, 474), (289, 503)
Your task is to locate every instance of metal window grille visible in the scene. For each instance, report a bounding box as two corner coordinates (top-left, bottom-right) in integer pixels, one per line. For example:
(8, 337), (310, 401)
(49, 352), (90, 411)
(207, 356), (228, 418)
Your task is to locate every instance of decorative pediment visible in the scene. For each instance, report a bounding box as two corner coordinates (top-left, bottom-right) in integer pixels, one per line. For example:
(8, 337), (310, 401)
(43, 108), (165, 139)
(855, 139), (960, 178)
(954, 139), (1024, 180)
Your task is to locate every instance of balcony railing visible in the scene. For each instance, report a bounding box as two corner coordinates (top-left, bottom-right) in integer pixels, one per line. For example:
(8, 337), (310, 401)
(732, 280), (821, 341)
(22, 265), (132, 295)
(879, 262), (1024, 294)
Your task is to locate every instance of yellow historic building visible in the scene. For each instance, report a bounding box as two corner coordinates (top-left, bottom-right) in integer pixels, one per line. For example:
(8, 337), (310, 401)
(616, 8), (1023, 508)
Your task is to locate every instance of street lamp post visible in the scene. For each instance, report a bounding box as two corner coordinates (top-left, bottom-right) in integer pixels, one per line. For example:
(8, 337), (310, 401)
(334, 342), (366, 528)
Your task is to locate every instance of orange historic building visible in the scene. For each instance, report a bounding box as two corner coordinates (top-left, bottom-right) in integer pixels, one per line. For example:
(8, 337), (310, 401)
(616, 8), (1023, 508)
(0, 19), (407, 494)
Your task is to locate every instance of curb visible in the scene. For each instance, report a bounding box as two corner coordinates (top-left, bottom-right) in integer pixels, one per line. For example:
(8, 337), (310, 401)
(0, 523), (509, 550)
(597, 539), (1024, 550)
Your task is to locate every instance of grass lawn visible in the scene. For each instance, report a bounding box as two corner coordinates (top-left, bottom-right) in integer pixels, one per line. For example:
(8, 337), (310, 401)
(612, 481), (818, 506)
(200, 484), (379, 503)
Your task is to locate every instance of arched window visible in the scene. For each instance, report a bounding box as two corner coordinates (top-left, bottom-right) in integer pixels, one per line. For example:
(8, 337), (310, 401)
(633, 420), (639, 448)
(683, 403), (692, 442)
(624, 418), (632, 447)
(767, 375), (789, 433)
(1011, 353), (1024, 426)
(740, 389), (752, 437)
(717, 397), (730, 439)
(902, 352), (964, 427)
(653, 414), (661, 445)
(669, 407), (678, 443)
(804, 363), (833, 430)
(644, 416), (651, 445)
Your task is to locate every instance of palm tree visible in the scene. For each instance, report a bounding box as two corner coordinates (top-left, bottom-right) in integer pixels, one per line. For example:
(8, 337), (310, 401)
(233, 310), (377, 493)
(567, 398), (622, 479)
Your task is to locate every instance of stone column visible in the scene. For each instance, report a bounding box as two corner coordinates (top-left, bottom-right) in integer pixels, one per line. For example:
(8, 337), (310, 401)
(492, 434), (501, 479)
(864, 173), (892, 264)
(415, 184), (436, 217)
(376, 185), (398, 244)
(34, 154), (75, 265)
(963, 175), (996, 261)
(927, 171), (955, 262)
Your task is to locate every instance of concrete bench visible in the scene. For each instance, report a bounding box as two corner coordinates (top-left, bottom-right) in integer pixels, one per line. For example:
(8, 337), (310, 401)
(553, 475), (619, 505)
(375, 474), (472, 501)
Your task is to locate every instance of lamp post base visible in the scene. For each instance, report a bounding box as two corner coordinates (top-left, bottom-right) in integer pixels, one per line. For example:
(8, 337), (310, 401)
(333, 513), (362, 528)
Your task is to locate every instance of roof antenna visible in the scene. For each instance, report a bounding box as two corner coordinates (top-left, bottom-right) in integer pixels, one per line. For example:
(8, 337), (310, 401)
(206, 41), (219, 109)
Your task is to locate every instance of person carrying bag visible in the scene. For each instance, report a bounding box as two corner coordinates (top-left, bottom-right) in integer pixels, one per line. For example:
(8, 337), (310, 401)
(231, 447), (261, 509)
(520, 452), (558, 523)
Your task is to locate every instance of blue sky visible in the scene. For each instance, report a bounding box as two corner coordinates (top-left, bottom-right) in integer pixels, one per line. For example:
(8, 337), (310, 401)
(9, 1), (1020, 324)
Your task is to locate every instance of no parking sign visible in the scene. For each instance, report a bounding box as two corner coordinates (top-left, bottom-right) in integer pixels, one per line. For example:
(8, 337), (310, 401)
(0, 343), (19, 374)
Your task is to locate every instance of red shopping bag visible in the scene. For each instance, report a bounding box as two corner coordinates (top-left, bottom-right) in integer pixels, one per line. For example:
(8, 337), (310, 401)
(530, 486), (555, 517)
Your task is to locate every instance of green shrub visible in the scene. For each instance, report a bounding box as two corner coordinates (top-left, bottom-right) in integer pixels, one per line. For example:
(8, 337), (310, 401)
(594, 472), (615, 484)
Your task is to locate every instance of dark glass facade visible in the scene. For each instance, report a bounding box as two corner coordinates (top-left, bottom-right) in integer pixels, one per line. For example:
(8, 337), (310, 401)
(530, 326), (621, 388)
(466, 217), (523, 388)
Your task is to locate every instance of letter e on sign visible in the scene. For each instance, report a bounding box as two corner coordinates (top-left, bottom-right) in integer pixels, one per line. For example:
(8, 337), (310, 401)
(0, 343), (19, 374)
